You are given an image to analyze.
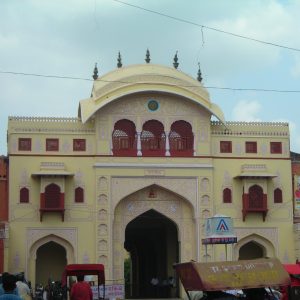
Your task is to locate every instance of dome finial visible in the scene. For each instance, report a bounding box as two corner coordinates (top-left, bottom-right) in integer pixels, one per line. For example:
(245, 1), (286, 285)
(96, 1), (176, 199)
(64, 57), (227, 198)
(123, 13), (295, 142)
(197, 62), (202, 82)
(117, 51), (122, 68)
(145, 49), (151, 63)
(92, 63), (98, 80)
(173, 51), (179, 69)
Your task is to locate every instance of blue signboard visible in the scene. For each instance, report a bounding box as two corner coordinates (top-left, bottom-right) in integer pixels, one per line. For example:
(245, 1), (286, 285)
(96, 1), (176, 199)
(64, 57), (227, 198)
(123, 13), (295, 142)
(203, 215), (237, 245)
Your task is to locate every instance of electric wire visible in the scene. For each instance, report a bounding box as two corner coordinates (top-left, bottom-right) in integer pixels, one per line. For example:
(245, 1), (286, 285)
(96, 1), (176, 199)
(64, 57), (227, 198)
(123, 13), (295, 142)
(111, 0), (300, 52)
(1, 70), (300, 94)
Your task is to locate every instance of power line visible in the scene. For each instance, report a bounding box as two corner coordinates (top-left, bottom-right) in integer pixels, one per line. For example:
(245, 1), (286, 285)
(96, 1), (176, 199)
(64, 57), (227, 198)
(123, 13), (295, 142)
(0, 71), (92, 81)
(111, 0), (300, 53)
(1, 70), (300, 93)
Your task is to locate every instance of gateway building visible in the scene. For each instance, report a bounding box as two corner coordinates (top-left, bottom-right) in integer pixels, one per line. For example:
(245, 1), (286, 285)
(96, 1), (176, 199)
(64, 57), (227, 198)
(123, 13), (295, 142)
(5, 61), (295, 298)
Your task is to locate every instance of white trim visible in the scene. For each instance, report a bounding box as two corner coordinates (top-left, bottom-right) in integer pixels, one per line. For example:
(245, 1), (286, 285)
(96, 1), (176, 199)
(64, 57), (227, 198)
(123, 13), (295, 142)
(93, 163), (213, 169)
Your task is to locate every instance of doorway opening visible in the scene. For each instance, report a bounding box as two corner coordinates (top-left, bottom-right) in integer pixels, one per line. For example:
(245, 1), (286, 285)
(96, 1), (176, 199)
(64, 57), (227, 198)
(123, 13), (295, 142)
(35, 241), (67, 286)
(124, 209), (178, 298)
(238, 241), (265, 260)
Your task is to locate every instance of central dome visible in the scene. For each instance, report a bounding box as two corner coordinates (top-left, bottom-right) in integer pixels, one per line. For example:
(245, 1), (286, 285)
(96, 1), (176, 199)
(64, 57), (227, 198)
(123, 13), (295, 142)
(79, 64), (225, 123)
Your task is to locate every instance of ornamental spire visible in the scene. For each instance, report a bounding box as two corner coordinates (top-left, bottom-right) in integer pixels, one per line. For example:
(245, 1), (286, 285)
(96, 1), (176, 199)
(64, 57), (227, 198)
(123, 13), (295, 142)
(173, 51), (179, 69)
(92, 63), (98, 80)
(197, 63), (202, 82)
(145, 49), (151, 63)
(117, 51), (122, 68)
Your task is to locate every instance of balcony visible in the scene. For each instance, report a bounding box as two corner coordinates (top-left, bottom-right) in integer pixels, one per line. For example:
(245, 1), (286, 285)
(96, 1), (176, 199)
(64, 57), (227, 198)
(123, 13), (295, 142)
(242, 193), (268, 221)
(40, 193), (65, 222)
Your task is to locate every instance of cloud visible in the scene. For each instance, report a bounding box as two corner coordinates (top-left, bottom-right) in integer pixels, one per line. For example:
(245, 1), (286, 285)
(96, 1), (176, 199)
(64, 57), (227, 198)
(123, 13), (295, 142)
(232, 99), (262, 122)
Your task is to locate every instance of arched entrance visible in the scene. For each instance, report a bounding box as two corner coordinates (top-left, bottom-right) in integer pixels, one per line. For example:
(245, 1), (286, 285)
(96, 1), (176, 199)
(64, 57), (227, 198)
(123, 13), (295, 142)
(35, 241), (67, 286)
(239, 241), (265, 260)
(234, 234), (275, 260)
(124, 209), (178, 298)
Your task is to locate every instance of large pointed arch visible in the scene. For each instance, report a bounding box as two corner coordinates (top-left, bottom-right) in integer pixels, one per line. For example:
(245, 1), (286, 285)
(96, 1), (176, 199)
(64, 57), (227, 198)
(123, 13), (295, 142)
(112, 184), (196, 295)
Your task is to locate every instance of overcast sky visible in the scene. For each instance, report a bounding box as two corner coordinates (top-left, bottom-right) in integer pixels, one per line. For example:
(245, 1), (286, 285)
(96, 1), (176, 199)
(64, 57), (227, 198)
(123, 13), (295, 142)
(1, 0), (300, 155)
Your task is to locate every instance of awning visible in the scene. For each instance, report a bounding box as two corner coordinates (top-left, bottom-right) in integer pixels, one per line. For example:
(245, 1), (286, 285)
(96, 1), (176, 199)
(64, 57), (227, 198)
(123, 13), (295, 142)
(174, 258), (290, 292)
(31, 171), (74, 176)
(234, 172), (277, 179)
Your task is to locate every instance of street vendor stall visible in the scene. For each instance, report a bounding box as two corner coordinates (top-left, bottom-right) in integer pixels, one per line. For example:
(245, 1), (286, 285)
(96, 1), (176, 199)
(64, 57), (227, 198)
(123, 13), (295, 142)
(62, 264), (105, 300)
(174, 258), (291, 299)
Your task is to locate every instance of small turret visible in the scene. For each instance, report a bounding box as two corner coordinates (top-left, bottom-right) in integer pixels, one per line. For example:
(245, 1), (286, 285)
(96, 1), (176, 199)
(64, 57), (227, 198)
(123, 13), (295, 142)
(117, 51), (122, 68)
(197, 63), (202, 82)
(92, 63), (98, 80)
(145, 49), (151, 63)
(173, 51), (179, 69)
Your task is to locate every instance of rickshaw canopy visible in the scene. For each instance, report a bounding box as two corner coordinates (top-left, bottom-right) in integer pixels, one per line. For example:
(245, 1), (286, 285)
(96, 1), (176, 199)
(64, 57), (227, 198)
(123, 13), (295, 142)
(283, 264), (300, 287)
(174, 258), (290, 292)
(62, 264), (105, 287)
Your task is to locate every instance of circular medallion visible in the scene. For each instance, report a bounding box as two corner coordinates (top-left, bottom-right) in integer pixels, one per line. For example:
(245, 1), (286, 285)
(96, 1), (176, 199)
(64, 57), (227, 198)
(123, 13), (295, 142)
(147, 99), (159, 112)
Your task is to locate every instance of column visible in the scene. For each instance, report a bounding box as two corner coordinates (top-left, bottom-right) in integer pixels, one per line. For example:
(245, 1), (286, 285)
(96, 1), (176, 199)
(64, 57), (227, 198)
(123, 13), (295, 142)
(165, 132), (170, 156)
(137, 132), (142, 156)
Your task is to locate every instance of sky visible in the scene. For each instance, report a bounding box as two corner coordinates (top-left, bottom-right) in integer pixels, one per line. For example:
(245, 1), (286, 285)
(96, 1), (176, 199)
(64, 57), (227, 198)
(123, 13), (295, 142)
(1, 0), (300, 155)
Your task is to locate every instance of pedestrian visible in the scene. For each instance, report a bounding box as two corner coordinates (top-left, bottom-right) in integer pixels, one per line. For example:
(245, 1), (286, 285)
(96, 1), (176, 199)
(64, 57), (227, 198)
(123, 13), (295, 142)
(70, 275), (93, 300)
(0, 274), (22, 300)
(15, 273), (30, 300)
(0, 274), (19, 297)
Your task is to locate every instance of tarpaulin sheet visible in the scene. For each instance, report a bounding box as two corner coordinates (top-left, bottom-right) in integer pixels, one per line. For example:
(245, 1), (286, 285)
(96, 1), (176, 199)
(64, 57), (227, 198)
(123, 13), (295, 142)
(174, 258), (290, 292)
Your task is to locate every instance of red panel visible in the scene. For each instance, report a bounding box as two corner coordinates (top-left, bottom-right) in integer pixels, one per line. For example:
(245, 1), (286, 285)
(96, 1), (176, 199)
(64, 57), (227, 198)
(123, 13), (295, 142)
(46, 138), (59, 151)
(18, 138), (31, 151)
(270, 142), (282, 154)
(112, 119), (137, 156)
(242, 186), (268, 221)
(40, 184), (65, 221)
(141, 120), (166, 156)
(75, 187), (84, 203)
(274, 188), (283, 203)
(223, 188), (232, 203)
(220, 141), (232, 153)
(20, 187), (29, 203)
(169, 121), (194, 156)
(73, 139), (86, 151)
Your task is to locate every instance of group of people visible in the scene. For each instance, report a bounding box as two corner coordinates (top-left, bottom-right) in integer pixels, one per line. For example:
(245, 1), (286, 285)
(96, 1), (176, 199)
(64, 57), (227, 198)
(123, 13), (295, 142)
(150, 276), (176, 297)
(0, 272), (30, 300)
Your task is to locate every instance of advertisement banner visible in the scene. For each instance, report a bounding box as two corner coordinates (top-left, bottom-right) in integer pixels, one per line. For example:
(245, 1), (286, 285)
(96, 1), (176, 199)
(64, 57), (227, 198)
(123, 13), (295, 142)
(295, 176), (300, 210)
(92, 284), (124, 300)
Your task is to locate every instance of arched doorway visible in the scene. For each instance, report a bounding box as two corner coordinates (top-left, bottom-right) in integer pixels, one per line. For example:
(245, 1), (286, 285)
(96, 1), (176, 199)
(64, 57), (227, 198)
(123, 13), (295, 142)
(35, 241), (67, 286)
(234, 234), (275, 260)
(239, 241), (265, 260)
(124, 209), (178, 298)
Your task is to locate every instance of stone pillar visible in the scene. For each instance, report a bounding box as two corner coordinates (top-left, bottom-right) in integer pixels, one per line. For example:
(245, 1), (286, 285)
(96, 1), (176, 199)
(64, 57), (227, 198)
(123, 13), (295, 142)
(165, 132), (170, 156)
(137, 132), (142, 156)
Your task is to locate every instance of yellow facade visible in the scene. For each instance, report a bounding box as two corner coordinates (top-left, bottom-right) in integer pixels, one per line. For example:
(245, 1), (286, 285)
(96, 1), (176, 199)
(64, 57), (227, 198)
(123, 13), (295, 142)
(6, 64), (295, 297)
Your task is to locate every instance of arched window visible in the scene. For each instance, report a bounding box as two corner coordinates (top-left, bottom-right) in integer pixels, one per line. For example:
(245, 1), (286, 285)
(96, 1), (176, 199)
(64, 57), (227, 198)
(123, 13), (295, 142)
(141, 120), (165, 156)
(274, 188), (283, 203)
(223, 188), (232, 203)
(45, 183), (61, 208)
(75, 187), (84, 203)
(20, 187), (29, 203)
(112, 119), (137, 156)
(248, 185), (263, 209)
(169, 120), (194, 156)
